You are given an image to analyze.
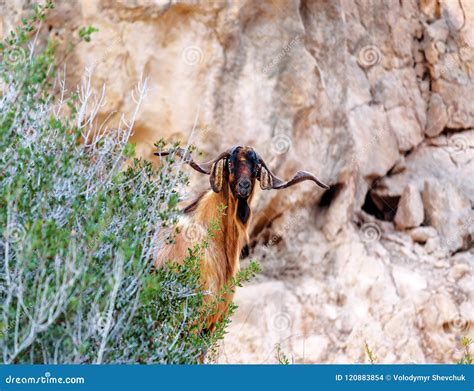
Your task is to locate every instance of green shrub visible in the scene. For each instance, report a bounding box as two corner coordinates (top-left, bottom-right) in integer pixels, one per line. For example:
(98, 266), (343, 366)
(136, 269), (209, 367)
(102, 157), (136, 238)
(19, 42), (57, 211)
(0, 1), (259, 364)
(457, 336), (473, 365)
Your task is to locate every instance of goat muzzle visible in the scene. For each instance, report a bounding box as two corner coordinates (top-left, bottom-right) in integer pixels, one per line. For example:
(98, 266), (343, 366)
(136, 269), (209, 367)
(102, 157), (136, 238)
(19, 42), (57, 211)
(236, 178), (252, 198)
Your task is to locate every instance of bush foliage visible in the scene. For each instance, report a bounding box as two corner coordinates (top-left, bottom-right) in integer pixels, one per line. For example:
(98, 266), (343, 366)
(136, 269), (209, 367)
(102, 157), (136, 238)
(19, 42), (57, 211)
(0, 1), (259, 364)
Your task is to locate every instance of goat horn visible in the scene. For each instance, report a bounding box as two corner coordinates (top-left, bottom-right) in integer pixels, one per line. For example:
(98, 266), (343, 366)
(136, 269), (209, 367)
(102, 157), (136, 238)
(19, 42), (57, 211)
(154, 147), (231, 175)
(258, 158), (329, 190)
(271, 170), (329, 189)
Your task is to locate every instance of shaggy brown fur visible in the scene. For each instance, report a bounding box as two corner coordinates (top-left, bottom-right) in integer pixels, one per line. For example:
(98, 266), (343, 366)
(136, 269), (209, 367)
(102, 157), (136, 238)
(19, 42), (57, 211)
(155, 183), (253, 330)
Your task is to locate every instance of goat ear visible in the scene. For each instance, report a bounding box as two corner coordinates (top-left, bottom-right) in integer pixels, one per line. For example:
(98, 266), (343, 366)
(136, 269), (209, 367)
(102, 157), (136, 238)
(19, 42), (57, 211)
(259, 165), (273, 190)
(209, 157), (227, 193)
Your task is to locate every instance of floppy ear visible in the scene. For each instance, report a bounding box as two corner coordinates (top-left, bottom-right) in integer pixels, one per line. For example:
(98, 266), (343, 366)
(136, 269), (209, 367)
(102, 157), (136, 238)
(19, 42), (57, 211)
(209, 156), (227, 193)
(259, 165), (273, 190)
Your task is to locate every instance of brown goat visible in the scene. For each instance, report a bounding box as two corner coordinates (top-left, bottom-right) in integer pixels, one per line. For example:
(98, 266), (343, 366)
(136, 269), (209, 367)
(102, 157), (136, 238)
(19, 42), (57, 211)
(154, 146), (328, 331)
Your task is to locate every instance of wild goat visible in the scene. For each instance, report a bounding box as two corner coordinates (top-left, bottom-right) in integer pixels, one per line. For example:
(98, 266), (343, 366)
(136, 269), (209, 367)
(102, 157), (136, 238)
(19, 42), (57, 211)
(154, 146), (328, 331)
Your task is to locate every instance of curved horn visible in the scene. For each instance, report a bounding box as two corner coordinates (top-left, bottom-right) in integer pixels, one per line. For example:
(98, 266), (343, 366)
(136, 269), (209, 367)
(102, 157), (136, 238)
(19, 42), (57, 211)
(258, 158), (329, 190)
(154, 147), (232, 175)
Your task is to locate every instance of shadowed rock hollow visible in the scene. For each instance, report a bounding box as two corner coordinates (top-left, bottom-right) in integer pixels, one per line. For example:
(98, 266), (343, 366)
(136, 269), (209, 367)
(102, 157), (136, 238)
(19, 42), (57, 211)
(2, 0), (472, 363)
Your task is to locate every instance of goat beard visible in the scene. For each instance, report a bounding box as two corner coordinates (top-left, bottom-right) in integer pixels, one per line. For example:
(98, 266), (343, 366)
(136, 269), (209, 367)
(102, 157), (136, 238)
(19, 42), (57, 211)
(236, 197), (251, 225)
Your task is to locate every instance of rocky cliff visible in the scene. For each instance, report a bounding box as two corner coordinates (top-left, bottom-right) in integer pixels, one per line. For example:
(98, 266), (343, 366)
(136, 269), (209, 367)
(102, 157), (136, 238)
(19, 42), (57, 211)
(2, 0), (472, 363)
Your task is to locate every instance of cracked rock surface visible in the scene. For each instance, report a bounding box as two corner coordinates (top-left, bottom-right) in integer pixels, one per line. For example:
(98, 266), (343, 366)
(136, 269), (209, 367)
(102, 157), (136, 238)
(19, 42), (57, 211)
(1, 0), (472, 363)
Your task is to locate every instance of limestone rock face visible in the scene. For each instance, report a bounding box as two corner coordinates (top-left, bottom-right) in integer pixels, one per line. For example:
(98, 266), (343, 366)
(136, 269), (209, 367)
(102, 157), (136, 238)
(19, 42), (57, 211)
(2, 0), (473, 364)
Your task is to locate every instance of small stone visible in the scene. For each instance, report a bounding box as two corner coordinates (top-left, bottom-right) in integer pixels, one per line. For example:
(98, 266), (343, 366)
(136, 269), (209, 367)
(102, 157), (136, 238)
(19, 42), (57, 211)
(394, 184), (424, 230)
(447, 263), (471, 282)
(409, 226), (438, 243)
(387, 107), (423, 152)
(425, 93), (448, 137)
(434, 260), (449, 268)
(422, 179), (471, 253)
(420, 0), (438, 19)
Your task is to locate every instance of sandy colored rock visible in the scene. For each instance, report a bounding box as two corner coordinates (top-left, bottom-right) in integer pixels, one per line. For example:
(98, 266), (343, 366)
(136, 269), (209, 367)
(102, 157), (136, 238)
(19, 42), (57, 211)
(420, 0), (439, 20)
(425, 93), (448, 137)
(422, 179), (472, 252)
(447, 263), (471, 283)
(394, 184), (424, 230)
(408, 226), (438, 243)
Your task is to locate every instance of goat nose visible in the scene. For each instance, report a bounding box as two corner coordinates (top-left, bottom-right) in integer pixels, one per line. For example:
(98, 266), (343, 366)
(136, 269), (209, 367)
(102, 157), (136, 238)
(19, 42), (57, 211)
(238, 179), (251, 194)
(240, 180), (250, 189)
